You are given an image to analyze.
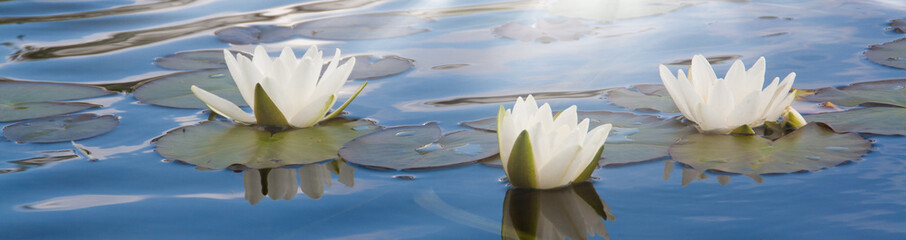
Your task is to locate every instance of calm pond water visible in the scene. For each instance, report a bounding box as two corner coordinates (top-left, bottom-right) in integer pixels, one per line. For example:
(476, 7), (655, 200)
(2, 0), (906, 239)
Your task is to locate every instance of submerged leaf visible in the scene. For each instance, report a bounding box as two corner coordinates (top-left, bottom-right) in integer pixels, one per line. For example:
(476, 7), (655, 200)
(865, 38), (906, 69)
(215, 25), (296, 45)
(805, 107), (906, 135)
(133, 69), (245, 109)
(155, 118), (380, 169)
(2, 114), (119, 143)
(0, 81), (112, 122)
(154, 50), (251, 70)
(294, 14), (431, 40)
(339, 123), (498, 170)
(801, 79), (906, 107)
(668, 123), (870, 176)
(605, 84), (680, 113)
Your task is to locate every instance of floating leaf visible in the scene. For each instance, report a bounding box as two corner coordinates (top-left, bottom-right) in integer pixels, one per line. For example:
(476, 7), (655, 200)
(215, 25), (296, 45)
(425, 89), (611, 107)
(866, 38), (906, 69)
(546, 0), (693, 22)
(133, 69), (245, 109)
(2, 114), (119, 143)
(805, 107), (906, 135)
(493, 19), (594, 43)
(154, 50), (251, 70)
(155, 118), (379, 169)
(664, 55), (740, 65)
(668, 123), (870, 176)
(294, 14), (431, 40)
(605, 84), (679, 113)
(602, 119), (696, 166)
(801, 79), (906, 107)
(348, 55), (414, 80)
(461, 111), (691, 166)
(0, 81), (111, 122)
(339, 123), (498, 170)
(462, 111), (660, 132)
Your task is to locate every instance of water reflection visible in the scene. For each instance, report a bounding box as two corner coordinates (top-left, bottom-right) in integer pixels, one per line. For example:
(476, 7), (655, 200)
(242, 160), (354, 205)
(11, 0), (379, 60)
(501, 182), (614, 240)
(663, 161), (762, 186)
(0, 0), (198, 25)
(1, 149), (80, 174)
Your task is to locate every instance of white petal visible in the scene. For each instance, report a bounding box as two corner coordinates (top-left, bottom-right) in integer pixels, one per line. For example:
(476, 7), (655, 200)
(689, 55), (717, 98)
(191, 85), (256, 124)
(660, 65), (693, 119)
(223, 49), (254, 107)
(746, 57), (766, 91)
(724, 60), (748, 101)
(252, 46), (272, 74)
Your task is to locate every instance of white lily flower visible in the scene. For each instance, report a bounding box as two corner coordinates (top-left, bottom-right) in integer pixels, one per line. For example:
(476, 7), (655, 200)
(191, 45), (366, 128)
(659, 55), (798, 134)
(497, 95), (613, 189)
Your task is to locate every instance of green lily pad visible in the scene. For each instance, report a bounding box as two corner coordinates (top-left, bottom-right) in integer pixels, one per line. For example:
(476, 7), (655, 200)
(2, 114), (119, 143)
(801, 79), (906, 107)
(668, 123), (871, 176)
(133, 69), (246, 109)
(294, 14), (431, 40)
(805, 107), (906, 135)
(154, 50), (251, 70)
(215, 25), (296, 45)
(339, 123), (498, 170)
(0, 81), (111, 122)
(602, 119), (697, 166)
(866, 38), (906, 69)
(461, 111), (692, 166)
(605, 84), (680, 113)
(155, 118), (380, 170)
(348, 55), (414, 80)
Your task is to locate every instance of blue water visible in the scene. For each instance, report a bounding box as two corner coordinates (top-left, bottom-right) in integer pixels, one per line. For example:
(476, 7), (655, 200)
(2, 0), (906, 239)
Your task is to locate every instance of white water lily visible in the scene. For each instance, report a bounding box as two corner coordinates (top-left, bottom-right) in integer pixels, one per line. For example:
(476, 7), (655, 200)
(191, 45), (366, 128)
(659, 55), (799, 134)
(497, 95), (613, 189)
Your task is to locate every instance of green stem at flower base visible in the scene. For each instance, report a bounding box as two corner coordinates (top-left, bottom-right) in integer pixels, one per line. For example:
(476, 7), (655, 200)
(508, 130), (537, 188)
(731, 124), (755, 135)
(253, 83), (290, 128)
(323, 81), (368, 121)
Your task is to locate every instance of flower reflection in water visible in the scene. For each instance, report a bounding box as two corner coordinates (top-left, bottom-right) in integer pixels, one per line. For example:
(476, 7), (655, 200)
(501, 182), (614, 240)
(242, 160), (354, 205)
